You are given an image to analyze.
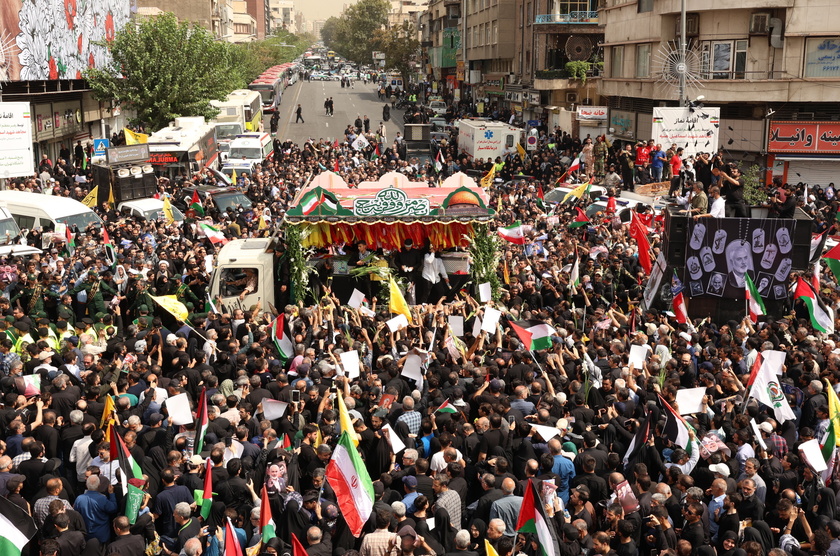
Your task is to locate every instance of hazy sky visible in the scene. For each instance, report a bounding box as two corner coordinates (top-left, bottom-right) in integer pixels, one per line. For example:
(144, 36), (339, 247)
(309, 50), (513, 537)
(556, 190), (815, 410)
(300, 0), (346, 23)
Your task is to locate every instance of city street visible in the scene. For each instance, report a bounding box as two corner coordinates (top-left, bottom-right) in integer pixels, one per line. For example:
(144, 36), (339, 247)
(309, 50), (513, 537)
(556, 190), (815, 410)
(265, 78), (406, 145)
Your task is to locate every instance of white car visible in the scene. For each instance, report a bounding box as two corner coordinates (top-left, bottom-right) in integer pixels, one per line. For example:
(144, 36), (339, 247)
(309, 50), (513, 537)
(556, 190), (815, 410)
(428, 100), (448, 116)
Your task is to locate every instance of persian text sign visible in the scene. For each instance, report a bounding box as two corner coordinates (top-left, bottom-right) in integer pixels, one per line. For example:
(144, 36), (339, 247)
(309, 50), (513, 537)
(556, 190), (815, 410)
(577, 106), (608, 120)
(353, 188), (430, 217)
(768, 121), (840, 154)
(651, 107), (721, 157)
(0, 103), (34, 179)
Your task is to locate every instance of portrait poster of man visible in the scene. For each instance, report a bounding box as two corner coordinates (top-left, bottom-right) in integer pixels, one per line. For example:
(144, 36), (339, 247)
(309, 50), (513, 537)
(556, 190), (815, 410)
(683, 218), (801, 300)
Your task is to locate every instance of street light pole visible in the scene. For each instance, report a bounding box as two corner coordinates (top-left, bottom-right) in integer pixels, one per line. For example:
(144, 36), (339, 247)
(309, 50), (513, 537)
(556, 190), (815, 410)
(678, 0), (687, 106)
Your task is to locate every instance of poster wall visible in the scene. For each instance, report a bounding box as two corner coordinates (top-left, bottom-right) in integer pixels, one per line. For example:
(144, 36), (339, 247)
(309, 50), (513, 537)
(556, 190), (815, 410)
(651, 107), (721, 157)
(0, 102), (34, 178)
(684, 218), (802, 300)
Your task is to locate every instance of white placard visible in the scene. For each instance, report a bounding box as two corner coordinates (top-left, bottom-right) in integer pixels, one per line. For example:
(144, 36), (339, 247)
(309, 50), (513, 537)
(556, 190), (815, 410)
(261, 398), (289, 420)
(426, 517), (436, 531)
(348, 289), (366, 308)
(448, 315), (464, 337)
(381, 423), (406, 454)
(340, 350), (361, 380)
(479, 282), (492, 302)
(165, 393), (193, 425)
(675, 387), (707, 415)
(472, 316), (482, 337)
(628, 345), (650, 369)
(481, 307), (502, 333)
(799, 438), (828, 473)
(651, 106), (721, 157)
(531, 423), (562, 441)
(224, 439), (244, 464)
(387, 314), (409, 332)
(0, 103), (35, 178)
(359, 306), (376, 317)
(750, 419), (768, 451)
(762, 349), (787, 375)
(204, 254), (214, 275)
(402, 354), (424, 384)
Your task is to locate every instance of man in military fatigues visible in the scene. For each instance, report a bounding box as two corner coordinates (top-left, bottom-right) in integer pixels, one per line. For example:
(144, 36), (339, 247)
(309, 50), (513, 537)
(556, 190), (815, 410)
(173, 275), (200, 308)
(12, 322), (34, 357)
(133, 304), (154, 328)
(69, 271), (116, 318)
(10, 274), (59, 319)
(56, 296), (76, 328)
(129, 279), (154, 321)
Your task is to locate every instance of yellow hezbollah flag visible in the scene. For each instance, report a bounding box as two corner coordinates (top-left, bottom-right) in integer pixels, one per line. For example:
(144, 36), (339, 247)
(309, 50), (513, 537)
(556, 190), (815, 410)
(151, 295), (189, 322)
(826, 379), (840, 447)
(516, 142), (526, 159)
(485, 540), (499, 556)
(162, 196), (175, 225)
(336, 390), (360, 447)
(124, 128), (148, 145)
(479, 166), (496, 189)
(108, 184), (115, 206)
(81, 186), (99, 208)
(389, 276), (412, 323)
(562, 181), (591, 203)
(101, 395), (116, 439)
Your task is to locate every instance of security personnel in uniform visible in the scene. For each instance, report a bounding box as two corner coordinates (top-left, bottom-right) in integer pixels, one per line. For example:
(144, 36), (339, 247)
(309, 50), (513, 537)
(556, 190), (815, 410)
(69, 271), (116, 317)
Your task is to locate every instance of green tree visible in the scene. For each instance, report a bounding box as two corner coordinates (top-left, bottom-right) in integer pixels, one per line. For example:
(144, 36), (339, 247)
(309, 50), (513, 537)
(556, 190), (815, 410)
(326, 0), (389, 64)
(84, 13), (239, 130)
(375, 22), (420, 86)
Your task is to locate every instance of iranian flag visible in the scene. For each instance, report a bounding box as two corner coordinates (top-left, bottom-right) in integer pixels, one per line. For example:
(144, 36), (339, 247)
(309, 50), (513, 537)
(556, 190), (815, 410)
(745, 274), (766, 324)
(435, 400), (458, 414)
(510, 320), (554, 351)
(102, 228), (117, 267)
(200, 457), (212, 521)
(109, 424), (143, 495)
(259, 481), (276, 542)
(568, 207), (590, 228)
(326, 431), (374, 537)
(190, 190), (205, 217)
(195, 387), (209, 455)
(795, 277), (834, 333)
(672, 291), (689, 325)
(272, 314), (294, 361)
(498, 221), (526, 245)
(0, 496), (37, 556)
(300, 191), (321, 215)
(199, 223), (228, 245)
(515, 479), (560, 556)
(823, 243), (840, 283)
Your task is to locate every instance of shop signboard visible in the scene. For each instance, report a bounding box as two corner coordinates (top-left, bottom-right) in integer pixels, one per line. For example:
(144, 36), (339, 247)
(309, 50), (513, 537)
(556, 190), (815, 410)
(768, 121), (840, 154)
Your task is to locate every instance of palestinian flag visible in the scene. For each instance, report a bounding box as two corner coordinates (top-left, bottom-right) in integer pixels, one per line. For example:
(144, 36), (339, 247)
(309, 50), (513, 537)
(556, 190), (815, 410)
(822, 378), (840, 463)
(224, 517), (243, 556)
(65, 226), (75, 257)
(280, 433), (292, 450)
(102, 228), (117, 268)
(190, 190), (205, 217)
(326, 431), (375, 537)
(434, 149), (443, 172)
(622, 411), (650, 469)
(14, 375), (41, 397)
(823, 243), (840, 283)
(292, 533), (307, 556)
(199, 223), (228, 245)
(260, 483), (276, 543)
(435, 400), (458, 414)
(536, 185), (545, 210)
(110, 424), (143, 494)
(659, 395), (695, 453)
(371, 143), (381, 161)
(672, 291), (689, 325)
(569, 251), (580, 289)
(498, 222), (526, 245)
(510, 320), (554, 351)
(812, 230), (830, 264)
(0, 495), (37, 556)
(271, 314), (294, 361)
(568, 207), (590, 228)
(795, 277), (834, 333)
(745, 274), (766, 324)
(515, 479), (560, 556)
(200, 457), (212, 521)
(195, 387), (209, 455)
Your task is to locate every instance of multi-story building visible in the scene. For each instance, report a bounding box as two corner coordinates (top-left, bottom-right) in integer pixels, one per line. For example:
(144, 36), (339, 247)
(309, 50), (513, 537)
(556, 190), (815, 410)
(461, 0), (516, 107)
(269, 0), (296, 32)
(420, 0), (462, 95)
(389, 0), (429, 29)
(313, 19), (326, 39)
(511, 0), (604, 131)
(135, 0), (236, 40)
(244, 0), (272, 38)
(599, 0), (840, 183)
(232, 0), (259, 40)
(213, 0), (236, 39)
(295, 11), (307, 35)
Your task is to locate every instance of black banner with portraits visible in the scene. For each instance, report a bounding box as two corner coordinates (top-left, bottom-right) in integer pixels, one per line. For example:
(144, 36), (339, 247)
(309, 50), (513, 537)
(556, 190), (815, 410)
(682, 217), (808, 300)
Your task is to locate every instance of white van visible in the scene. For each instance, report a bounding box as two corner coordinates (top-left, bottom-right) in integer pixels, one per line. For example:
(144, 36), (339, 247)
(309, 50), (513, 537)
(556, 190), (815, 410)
(228, 133), (273, 167)
(0, 191), (103, 232)
(118, 198), (185, 224)
(0, 206), (41, 257)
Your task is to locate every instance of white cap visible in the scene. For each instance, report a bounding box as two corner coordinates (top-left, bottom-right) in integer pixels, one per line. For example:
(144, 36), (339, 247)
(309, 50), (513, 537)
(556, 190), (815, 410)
(708, 463), (730, 477)
(758, 422), (773, 434)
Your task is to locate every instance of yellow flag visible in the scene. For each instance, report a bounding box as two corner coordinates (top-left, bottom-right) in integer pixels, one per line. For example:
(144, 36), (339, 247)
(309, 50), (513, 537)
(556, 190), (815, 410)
(516, 142), (526, 159)
(389, 276), (412, 323)
(81, 186), (99, 208)
(503, 259), (510, 285)
(101, 395), (116, 439)
(562, 181), (590, 203)
(231, 169), (238, 184)
(124, 128), (148, 145)
(479, 166), (495, 189)
(826, 379), (840, 447)
(108, 184), (115, 206)
(151, 295), (189, 321)
(485, 540), (499, 556)
(337, 390), (360, 447)
(162, 196), (174, 225)
(314, 427), (324, 448)
(258, 215), (268, 230)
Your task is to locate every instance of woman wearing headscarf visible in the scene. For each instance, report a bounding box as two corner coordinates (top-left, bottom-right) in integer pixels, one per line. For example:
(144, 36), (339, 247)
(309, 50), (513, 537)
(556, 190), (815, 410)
(718, 531), (742, 556)
(433, 506), (456, 552)
(469, 519), (488, 556)
(201, 501), (228, 556)
(817, 486), (838, 521)
(741, 521), (774, 554)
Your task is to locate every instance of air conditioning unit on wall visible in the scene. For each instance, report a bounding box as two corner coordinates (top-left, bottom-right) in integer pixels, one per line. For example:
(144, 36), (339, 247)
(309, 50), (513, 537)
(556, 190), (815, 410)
(750, 13), (770, 34)
(566, 92), (578, 103)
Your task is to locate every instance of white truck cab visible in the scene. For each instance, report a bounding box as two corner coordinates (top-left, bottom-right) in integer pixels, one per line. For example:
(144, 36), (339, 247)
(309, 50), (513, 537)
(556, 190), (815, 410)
(209, 237), (279, 314)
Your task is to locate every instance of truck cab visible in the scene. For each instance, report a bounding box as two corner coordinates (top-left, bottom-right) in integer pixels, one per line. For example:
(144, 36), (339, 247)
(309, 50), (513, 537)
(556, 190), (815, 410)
(209, 238), (279, 314)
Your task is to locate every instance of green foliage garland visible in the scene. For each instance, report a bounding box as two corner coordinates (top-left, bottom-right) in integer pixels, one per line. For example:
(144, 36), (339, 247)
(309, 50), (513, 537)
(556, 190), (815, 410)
(468, 224), (502, 301)
(286, 226), (312, 304)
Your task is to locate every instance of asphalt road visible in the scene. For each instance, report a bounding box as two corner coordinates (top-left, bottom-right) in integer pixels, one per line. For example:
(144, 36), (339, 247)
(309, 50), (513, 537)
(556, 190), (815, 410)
(265, 78), (405, 146)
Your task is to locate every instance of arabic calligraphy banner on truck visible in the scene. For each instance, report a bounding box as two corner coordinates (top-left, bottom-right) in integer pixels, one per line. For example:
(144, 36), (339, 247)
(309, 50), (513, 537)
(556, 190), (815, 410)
(650, 107), (721, 157)
(768, 121), (840, 154)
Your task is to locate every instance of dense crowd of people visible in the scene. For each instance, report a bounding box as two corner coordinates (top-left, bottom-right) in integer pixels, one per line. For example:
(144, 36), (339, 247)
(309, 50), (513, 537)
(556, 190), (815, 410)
(3, 82), (840, 556)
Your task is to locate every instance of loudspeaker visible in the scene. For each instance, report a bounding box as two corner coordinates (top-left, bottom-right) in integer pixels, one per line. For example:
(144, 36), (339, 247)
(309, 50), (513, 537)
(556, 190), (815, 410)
(791, 219), (813, 271)
(663, 207), (689, 266)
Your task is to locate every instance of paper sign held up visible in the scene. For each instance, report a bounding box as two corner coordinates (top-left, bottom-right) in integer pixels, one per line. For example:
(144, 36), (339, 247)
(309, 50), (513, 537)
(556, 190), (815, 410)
(675, 387), (707, 415)
(165, 393), (193, 426)
(262, 398), (289, 420)
(387, 314), (409, 332)
(479, 282), (492, 302)
(340, 350), (361, 380)
(348, 289), (366, 309)
(448, 315), (464, 337)
(481, 307), (502, 333)
(381, 423), (406, 454)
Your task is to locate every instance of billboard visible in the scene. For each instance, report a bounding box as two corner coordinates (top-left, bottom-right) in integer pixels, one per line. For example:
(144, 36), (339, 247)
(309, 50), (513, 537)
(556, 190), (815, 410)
(683, 218), (802, 300)
(651, 107), (721, 157)
(0, 0), (130, 81)
(0, 102), (34, 178)
(768, 121), (840, 154)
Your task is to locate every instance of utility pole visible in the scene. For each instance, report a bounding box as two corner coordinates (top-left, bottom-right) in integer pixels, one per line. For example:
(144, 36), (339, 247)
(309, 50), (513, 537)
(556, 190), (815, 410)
(678, 0), (687, 106)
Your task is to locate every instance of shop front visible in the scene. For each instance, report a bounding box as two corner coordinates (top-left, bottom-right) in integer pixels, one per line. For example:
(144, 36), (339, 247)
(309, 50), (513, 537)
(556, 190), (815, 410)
(766, 121), (840, 187)
(32, 99), (85, 166)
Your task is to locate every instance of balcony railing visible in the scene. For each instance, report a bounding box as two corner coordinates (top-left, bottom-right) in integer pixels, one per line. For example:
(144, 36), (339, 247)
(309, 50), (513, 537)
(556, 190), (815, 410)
(535, 11), (599, 24)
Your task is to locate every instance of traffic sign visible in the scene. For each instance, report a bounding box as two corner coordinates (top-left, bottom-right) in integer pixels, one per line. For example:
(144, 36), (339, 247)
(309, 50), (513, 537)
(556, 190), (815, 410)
(528, 120), (540, 127)
(526, 135), (538, 151)
(93, 138), (110, 156)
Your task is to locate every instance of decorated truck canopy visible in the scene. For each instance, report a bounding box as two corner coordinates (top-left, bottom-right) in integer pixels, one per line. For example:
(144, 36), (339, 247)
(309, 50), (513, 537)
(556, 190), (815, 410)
(285, 171), (495, 250)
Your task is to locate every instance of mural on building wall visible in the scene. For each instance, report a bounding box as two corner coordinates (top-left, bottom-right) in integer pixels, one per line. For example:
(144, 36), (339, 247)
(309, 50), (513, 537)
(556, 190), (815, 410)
(0, 0), (129, 82)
